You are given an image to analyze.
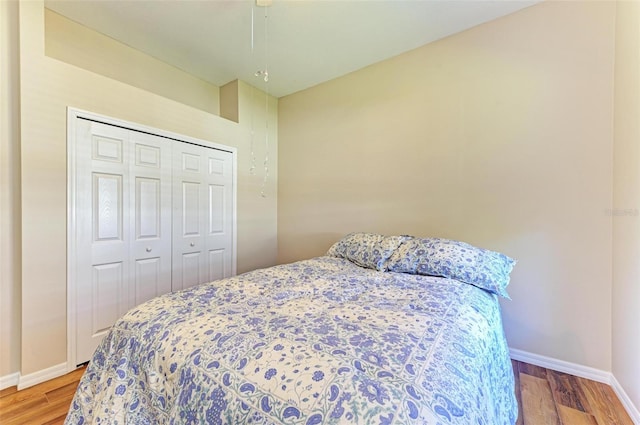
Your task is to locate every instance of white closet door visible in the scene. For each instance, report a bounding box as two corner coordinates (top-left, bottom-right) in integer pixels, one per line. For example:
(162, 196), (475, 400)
(202, 145), (234, 282)
(71, 112), (236, 366)
(75, 120), (172, 364)
(75, 120), (132, 363)
(172, 143), (233, 291)
(129, 131), (173, 306)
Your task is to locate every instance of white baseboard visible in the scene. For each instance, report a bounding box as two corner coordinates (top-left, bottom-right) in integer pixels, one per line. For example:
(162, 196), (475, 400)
(510, 348), (639, 425)
(17, 362), (68, 390)
(509, 348), (611, 383)
(611, 375), (640, 425)
(0, 371), (19, 390)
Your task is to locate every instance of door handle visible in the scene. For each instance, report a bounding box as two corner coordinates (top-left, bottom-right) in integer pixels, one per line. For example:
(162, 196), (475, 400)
(146, 247), (152, 252)
(190, 242), (195, 247)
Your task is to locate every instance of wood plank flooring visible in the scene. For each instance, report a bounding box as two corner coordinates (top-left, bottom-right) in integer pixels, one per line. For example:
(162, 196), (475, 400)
(0, 360), (634, 424)
(0, 366), (86, 425)
(512, 360), (635, 425)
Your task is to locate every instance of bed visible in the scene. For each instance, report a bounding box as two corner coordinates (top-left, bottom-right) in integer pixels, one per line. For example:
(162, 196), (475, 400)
(65, 233), (517, 424)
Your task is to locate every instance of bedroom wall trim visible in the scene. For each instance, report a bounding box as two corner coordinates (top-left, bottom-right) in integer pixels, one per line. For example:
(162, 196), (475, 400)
(17, 362), (67, 391)
(510, 348), (611, 383)
(611, 375), (640, 425)
(0, 372), (19, 390)
(510, 348), (640, 423)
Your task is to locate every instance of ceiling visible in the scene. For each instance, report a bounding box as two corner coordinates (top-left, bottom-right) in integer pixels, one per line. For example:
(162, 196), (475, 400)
(45, 0), (539, 98)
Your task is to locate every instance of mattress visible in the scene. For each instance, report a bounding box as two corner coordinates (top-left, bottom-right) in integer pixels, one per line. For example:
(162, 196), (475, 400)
(65, 256), (517, 424)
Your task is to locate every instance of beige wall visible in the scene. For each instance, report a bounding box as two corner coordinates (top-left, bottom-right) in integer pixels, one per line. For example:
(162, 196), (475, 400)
(223, 78), (279, 274)
(236, 80), (279, 273)
(613, 0), (640, 412)
(220, 80), (240, 123)
(12, 1), (277, 376)
(279, 0), (615, 372)
(0, 0), (21, 379)
(45, 9), (220, 116)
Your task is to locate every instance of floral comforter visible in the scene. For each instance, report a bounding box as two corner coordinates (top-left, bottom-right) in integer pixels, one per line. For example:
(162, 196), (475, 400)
(65, 257), (517, 425)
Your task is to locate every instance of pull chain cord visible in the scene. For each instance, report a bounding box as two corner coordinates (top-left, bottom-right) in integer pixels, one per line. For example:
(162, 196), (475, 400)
(249, 7), (257, 176)
(249, 84), (257, 176)
(261, 92), (269, 198)
(260, 4), (270, 198)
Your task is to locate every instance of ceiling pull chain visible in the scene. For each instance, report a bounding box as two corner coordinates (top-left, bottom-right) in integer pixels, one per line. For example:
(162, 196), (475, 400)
(254, 0), (271, 198)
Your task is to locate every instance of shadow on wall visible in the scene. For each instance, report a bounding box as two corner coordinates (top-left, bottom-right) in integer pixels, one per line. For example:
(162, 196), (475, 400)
(501, 306), (587, 367)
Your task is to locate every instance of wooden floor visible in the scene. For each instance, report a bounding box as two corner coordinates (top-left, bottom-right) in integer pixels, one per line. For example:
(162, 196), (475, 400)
(0, 361), (634, 424)
(513, 360), (634, 425)
(0, 366), (86, 425)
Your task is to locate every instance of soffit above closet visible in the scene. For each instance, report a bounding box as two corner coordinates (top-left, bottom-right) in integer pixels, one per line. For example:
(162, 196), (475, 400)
(45, 0), (539, 98)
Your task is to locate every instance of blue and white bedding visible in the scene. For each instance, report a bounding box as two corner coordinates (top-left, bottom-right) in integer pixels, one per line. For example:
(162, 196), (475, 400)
(65, 255), (517, 424)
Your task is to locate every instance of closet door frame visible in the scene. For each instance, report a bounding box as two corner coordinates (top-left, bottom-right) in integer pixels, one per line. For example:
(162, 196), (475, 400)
(66, 107), (237, 372)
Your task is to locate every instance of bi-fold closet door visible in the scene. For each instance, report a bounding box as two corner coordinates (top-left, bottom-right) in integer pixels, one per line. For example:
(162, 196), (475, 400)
(172, 141), (233, 291)
(74, 118), (233, 364)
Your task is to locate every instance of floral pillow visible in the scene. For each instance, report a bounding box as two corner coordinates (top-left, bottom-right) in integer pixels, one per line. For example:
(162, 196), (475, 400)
(386, 237), (516, 298)
(326, 232), (411, 271)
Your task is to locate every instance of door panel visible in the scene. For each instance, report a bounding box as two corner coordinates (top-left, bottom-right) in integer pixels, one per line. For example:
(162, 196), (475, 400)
(128, 132), (172, 307)
(172, 144), (207, 291)
(92, 135), (123, 163)
(92, 262), (124, 335)
(181, 252), (202, 288)
(209, 249), (226, 281)
(171, 144), (233, 290)
(135, 143), (161, 168)
(208, 184), (225, 234)
(134, 257), (161, 306)
(209, 157), (225, 175)
(203, 149), (233, 285)
(182, 182), (201, 236)
(182, 153), (200, 172)
(93, 173), (123, 241)
(76, 120), (130, 363)
(135, 178), (160, 239)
